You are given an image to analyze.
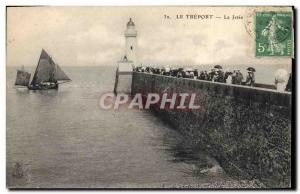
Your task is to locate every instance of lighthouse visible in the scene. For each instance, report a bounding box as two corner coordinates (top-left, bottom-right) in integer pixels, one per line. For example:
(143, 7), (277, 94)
(124, 18), (137, 66)
(114, 18), (137, 94)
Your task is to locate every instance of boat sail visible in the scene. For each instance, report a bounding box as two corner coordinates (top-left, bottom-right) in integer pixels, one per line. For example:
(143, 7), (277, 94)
(15, 49), (71, 90)
(15, 66), (31, 87)
(54, 63), (71, 83)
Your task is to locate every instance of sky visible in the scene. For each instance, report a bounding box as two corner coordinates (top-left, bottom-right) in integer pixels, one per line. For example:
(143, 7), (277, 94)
(7, 6), (292, 69)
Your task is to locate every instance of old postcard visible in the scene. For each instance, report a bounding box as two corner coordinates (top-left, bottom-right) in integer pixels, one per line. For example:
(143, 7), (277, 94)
(6, 6), (294, 189)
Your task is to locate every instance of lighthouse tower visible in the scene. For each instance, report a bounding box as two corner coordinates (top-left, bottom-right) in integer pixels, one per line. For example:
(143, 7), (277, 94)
(124, 18), (137, 66)
(114, 18), (137, 94)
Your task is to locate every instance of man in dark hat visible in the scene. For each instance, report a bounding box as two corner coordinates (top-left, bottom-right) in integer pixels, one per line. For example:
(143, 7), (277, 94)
(245, 71), (255, 86)
(216, 70), (225, 83)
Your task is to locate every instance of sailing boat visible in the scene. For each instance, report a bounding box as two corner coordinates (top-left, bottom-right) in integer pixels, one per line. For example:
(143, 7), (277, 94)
(15, 49), (71, 90)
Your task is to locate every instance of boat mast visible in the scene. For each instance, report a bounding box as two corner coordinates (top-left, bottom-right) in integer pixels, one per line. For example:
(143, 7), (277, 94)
(30, 49), (44, 86)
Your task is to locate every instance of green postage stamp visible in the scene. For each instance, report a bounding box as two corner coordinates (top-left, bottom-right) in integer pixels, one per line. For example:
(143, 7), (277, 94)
(255, 12), (293, 57)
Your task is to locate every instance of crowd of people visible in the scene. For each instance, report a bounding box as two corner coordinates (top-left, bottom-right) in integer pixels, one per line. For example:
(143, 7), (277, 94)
(133, 65), (256, 86)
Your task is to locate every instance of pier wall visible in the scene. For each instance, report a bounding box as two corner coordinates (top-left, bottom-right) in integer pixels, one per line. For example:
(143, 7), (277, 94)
(131, 72), (292, 187)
